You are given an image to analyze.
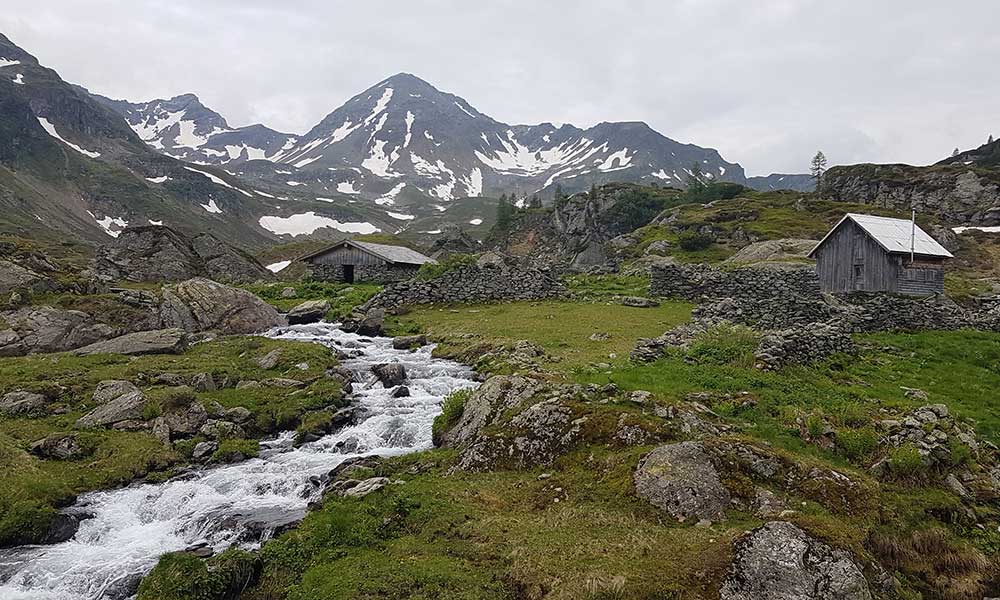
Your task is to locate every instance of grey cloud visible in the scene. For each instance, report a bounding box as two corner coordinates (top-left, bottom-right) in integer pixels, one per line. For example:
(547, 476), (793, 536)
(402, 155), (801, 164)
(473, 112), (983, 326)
(2, 0), (997, 175)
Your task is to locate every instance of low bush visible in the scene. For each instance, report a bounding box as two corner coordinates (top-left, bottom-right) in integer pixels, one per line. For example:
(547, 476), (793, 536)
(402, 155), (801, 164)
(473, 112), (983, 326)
(211, 439), (260, 463)
(416, 254), (478, 280)
(836, 427), (880, 461)
(137, 548), (261, 600)
(432, 388), (473, 446)
(888, 443), (927, 479)
(677, 231), (714, 251)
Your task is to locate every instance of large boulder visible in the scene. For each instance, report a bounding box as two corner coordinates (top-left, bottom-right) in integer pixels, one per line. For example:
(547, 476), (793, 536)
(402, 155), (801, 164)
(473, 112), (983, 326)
(0, 259), (57, 297)
(93, 226), (272, 284)
(158, 278), (284, 334)
(720, 521), (871, 600)
(71, 328), (188, 356)
(76, 381), (149, 428)
(0, 391), (48, 417)
(189, 232), (273, 284)
(724, 239), (818, 265)
(371, 363), (406, 387)
(633, 442), (731, 522)
(287, 299), (331, 325)
(436, 375), (541, 448)
(355, 308), (385, 337)
(0, 306), (116, 356)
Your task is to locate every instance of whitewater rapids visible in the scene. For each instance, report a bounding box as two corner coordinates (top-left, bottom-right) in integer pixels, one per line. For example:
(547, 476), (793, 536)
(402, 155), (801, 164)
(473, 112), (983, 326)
(0, 323), (477, 600)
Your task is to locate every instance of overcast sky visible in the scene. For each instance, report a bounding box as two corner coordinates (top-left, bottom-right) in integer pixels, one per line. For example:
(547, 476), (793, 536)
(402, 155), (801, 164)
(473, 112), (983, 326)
(2, 1), (997, 175)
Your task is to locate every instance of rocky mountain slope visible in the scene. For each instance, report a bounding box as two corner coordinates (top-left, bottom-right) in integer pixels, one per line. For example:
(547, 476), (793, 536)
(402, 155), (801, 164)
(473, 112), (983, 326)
(102, 72), (814, 205)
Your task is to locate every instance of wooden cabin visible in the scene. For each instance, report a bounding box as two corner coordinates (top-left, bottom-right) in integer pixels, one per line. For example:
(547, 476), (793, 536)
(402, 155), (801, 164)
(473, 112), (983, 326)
(299, 240), (436, 283)
(808, 213), (953, 296)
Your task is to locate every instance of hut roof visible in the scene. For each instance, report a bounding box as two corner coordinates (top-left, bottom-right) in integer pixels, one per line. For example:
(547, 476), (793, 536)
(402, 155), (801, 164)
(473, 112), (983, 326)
(808, 213), (953, 259)
(299, 239), (436, 265)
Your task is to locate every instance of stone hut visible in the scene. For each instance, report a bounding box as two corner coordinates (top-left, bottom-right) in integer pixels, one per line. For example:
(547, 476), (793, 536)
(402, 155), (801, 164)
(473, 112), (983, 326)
(299, 239), (436, 283)
(808, 213), (953, 296)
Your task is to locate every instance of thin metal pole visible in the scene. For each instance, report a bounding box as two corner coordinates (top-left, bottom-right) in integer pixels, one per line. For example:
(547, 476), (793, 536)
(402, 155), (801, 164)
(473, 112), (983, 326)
(910, 209), (916, 265)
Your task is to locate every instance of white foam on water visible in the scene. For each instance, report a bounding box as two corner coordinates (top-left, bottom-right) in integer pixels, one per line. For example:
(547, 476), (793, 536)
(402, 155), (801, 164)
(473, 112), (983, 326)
(0, 323), (476, 600)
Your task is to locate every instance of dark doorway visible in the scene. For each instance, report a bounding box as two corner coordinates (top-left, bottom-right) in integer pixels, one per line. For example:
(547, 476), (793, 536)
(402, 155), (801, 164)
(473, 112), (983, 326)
(343, 265), (355, 283)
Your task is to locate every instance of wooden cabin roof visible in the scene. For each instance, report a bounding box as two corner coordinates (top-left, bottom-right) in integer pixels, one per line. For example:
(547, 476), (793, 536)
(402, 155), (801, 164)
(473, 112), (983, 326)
(299, 240), (437, 265)
(808, 213), (953, 259)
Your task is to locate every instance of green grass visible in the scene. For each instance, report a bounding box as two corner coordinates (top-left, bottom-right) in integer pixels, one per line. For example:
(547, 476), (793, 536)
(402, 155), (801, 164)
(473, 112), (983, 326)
(0, 336), (342, 546)
(396, 298), (693, 375)
(431, 388), (472, 445)
(563, 274), (651, 299)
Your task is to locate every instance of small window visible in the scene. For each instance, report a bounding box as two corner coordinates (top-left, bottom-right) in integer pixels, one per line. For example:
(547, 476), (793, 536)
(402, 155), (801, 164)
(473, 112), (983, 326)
(853, 265), (863, 277)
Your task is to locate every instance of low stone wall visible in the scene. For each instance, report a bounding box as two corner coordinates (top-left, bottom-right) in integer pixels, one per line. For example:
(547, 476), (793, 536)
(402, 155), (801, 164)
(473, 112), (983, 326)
(362, 261), (567, 310)
(650, 263), (820, 302)
(637, 263), (1000, 370)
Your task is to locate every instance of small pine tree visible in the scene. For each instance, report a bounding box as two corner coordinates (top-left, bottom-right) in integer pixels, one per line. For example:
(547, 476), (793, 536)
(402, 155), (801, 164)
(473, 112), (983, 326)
(589, 183), (598, 199)
(553, 184), (566, 203)
(495, 196), (514, 231)
(529, 194), (541, 209)
(990, 134), (995, 144)
(952, 147), (960, 157)
(810, 150), (828, 195)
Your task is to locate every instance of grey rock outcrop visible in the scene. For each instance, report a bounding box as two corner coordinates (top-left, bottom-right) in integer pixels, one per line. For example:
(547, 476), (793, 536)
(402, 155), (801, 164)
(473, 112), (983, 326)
(93, 225), (272, 284)
(287, 299), (330, 325)
(633, 442), (731, 522)
(435, 375), (541, 448)
(720, 521), (871, 600)
(158, 278), (284, 334)
(355, 308), (385, 337)
(71, 328), (188, 356)
(0, 306), (116, 356)
(392, 335), (427, 350)
(0, 259), (57, 297)
(0, 391), (48, 417)
(77, 381), (149, 428)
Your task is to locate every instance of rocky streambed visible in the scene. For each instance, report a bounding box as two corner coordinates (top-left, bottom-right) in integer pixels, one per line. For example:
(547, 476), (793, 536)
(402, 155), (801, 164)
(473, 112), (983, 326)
(0, 323), (477, 600)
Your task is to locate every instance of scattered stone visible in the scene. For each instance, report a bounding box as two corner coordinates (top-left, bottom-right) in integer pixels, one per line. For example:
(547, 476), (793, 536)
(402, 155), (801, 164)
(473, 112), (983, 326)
(392, 335), (427, 350)
(224, 406), (252, 424)
(0, 391), (48, 417)
(280, 287), (298, 299)
(633, 442), (731, 522)
(255, 349), (283, 370)
(199, 420), (245, 440)
(356, 308), (385, 337)
(588, 332), (610, 341)
(339, 477), (390, 498)
(30, 434), (88, 460)
(901, 387), (929, 401)
(163, 402), (209, 437)
(236, 380), (261, 390)
(72, 328), (188, 356)
(644, 239), (672, 256)
(391, 386), (410, 398)
(190, 373), (216, 392)
(183, 542), (214, 559)
(0, 306), (116, 356)
(260, 378), (304, 388)
(621, 296), (660, 308)
(287, 299), (331, 325)
(371, 363), (406, 387)
(77, 382), (149, 428)
(720, 521), (872, 600)
(192, 441), (218, 460)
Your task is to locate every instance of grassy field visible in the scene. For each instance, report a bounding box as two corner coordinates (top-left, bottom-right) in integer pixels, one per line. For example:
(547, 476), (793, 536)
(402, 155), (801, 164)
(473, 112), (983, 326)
(0, 336), (343, 546)
(244, 281), (382, 317)
(394, 298), (693, 375)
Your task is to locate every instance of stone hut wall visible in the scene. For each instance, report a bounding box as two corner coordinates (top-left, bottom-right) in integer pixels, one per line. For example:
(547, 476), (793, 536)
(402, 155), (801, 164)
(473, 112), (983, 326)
(311, 263), (420, 284)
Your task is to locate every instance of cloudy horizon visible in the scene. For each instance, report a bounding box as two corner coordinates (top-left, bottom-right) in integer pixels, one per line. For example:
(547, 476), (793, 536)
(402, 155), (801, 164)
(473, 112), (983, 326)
(2, 0), (997, 176)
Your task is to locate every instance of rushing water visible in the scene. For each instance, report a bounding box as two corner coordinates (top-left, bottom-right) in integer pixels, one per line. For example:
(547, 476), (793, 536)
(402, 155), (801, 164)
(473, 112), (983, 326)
(0, 323), (477, 600)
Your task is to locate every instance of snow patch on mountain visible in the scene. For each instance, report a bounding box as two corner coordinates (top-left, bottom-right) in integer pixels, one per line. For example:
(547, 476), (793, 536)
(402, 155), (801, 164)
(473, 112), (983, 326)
(258, 213), (379, 236)
(0, 58), (21, 68)
(36, 117), (101, 158)
(184, 166), (252, 197)
(200, 199), (223, 214)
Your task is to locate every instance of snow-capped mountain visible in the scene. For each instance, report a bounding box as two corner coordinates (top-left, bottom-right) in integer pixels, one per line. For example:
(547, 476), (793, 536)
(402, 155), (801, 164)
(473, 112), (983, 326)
(108, 73), (749, 202)
(95, 93), (295, 165)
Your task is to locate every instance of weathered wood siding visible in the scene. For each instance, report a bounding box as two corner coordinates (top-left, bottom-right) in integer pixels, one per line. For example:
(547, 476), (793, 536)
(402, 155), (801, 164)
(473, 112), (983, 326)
(308, 245), (387, 266)
(814, 220), (899, 293)
(814, 220), (946, 296)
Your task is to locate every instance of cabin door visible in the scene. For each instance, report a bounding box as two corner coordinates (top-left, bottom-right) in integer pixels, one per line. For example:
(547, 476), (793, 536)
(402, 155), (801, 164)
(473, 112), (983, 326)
(343, 265), (355, 283)
(851, 236), (865, 291)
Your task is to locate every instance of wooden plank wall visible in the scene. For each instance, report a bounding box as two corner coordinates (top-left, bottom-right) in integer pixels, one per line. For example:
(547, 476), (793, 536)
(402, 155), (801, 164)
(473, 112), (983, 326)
(308, 245), (386, 266)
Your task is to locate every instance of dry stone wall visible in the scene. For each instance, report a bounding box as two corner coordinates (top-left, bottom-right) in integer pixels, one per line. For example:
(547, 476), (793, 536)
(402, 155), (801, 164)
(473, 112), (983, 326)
(640, 263), (1000, 370)
(362, 260), (567, 310)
